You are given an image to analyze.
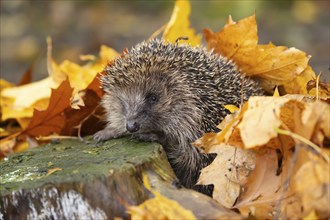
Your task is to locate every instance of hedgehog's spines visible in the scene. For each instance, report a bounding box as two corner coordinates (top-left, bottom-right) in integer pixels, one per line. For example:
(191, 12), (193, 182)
(99, 38), (263, 196)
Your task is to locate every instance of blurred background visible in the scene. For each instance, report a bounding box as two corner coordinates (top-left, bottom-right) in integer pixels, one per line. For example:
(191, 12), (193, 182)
(1, 0), (329, 83)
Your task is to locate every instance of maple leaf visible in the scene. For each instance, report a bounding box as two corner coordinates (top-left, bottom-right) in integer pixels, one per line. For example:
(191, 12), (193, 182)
(204, 14), (316, 94)
(163, 0), (201, 46)
(62, 76), (104, 136)
(85, 72), (104, 99)
(23, 79), (73, 137)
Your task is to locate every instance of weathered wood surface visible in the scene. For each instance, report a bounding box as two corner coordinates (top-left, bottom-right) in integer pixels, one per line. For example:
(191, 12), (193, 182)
(0, 137), (238, 219)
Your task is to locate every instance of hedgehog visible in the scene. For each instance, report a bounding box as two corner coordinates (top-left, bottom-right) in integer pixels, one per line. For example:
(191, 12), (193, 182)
(94, 38), (263, 196)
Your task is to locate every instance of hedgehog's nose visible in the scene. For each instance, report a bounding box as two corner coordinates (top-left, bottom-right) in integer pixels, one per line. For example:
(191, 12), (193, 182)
(126, 121), (140, 133)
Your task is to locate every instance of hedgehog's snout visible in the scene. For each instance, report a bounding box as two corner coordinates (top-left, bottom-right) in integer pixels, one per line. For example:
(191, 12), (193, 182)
(126, 120), (140, 133)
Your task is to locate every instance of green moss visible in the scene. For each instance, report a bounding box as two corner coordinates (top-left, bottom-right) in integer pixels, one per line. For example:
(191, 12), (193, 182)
(0, 137), (169, 195)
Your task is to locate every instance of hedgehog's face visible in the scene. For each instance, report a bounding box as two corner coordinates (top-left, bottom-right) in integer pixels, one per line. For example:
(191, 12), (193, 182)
(119, 89), (161, 134)
(102, 48), (202, 142)
(105, 71), (175, 136)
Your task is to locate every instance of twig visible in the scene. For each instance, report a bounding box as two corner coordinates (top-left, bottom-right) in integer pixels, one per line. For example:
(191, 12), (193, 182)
(275, 127), (329, 164)
(274, 142), (301, 219)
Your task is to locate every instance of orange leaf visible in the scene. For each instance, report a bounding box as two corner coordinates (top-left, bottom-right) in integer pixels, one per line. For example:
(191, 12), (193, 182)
(204, 14), (315, 94)
(23, 79), (73, 137)
(204, 15), (257, 59)
(87, 73), (104, 99)
(62, 89), (102, 136)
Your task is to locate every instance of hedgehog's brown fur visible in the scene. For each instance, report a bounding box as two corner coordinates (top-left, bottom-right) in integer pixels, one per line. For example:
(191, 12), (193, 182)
(94, 39), (263, 196)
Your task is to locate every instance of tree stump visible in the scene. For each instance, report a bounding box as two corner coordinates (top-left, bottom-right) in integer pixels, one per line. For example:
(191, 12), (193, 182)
(0, 137), (239, 219)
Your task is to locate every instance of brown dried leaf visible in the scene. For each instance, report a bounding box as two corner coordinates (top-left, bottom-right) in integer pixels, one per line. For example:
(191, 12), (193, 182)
(234, 148), (283, 208)
(23, 79), (73, 137)
(198, 144), (256, 208)
(62, 89), (102, 136)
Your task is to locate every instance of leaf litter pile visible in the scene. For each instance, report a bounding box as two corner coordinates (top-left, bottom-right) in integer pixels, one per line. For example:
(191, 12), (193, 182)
(1, 1), (329, 219)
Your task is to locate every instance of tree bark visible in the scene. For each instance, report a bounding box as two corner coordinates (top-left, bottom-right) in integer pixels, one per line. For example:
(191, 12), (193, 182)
(0, 137), (239, 219)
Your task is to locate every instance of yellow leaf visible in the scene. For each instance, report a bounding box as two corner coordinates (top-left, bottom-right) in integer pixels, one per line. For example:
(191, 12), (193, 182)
(14, 141), (29, 153)
(1, 77), (58, 109)
(128, 173), (196, 220)
(303, 211), (318, 220)
(194, 104), (247, 151)
(99, 45), (119, 67)
(58, 45), (117, 96)
(224, 104), (239, 113)
(81, 45), (119, 70)
(79, 54), (96, 61)
(17, 118), (32, 130)
(1, 77), (57, 122)
(282, 65), (316, 95)
(163, 0), (201, 46)
(1, 98), (49, 121)
(59, 60), (97, 94)
(0, 79), (14, 91)
(273, 86), (280, 97)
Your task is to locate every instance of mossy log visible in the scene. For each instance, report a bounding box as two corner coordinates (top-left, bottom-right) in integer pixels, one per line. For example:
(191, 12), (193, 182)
(0, 137), (238, 219)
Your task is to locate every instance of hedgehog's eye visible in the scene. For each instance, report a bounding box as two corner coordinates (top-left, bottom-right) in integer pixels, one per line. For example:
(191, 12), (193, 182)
(146, 93), (158, 104)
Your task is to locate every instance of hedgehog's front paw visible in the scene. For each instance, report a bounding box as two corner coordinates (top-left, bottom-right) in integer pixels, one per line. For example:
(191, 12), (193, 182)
(93, 129), (119, 142)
